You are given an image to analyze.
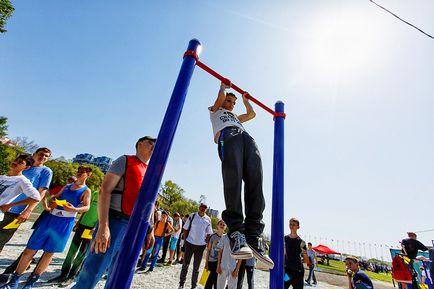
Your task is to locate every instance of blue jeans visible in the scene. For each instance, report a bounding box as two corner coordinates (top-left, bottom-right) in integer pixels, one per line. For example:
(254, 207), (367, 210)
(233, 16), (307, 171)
(72, 213), (130, 289)
(306, 266), (316, 284)
(141, 236), (164, 270)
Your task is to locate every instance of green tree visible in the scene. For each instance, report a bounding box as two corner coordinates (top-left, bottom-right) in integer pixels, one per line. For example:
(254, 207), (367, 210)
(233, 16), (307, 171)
(0, 116), (7, 137)
(0, 0), (14, 33)
(13, 136), (38, 154)
(0, 144), (20, 174)
(0, 117), (24, 174)
(159, 180), (184, 209)
(170, 198), (199, 216)
(85, 164), (104, 191)
(45, 160), (104, 191)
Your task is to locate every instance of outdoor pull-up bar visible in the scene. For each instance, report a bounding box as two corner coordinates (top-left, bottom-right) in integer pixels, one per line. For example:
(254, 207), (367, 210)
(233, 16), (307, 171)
(105, 39), (285, 289)
(183, 50), (286, 120)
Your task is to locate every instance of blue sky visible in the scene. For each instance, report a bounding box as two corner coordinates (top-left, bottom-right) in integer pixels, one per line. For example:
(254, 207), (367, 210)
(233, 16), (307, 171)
(2, 0), (433, 260)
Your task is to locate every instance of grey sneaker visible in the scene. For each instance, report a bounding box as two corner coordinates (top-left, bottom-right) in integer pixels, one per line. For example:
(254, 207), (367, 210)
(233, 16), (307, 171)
(229, 231), (253, 260)
(248, 237), (274, 270)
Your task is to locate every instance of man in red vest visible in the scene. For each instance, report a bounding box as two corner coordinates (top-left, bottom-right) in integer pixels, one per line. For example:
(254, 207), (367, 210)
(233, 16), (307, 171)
(72, 136), (156, 289)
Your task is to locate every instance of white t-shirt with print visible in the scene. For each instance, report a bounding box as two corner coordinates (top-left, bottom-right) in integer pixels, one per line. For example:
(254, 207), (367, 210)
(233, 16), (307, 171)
(0, 175), (41, 206)
(209, 107), (244, 141)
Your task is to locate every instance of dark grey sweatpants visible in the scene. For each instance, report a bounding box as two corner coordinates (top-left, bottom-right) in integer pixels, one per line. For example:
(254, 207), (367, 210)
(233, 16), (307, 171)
(217, 126), (265, 245)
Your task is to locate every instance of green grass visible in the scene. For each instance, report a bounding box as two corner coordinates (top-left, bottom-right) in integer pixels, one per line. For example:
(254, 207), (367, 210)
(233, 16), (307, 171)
(317, 259), (392, 283)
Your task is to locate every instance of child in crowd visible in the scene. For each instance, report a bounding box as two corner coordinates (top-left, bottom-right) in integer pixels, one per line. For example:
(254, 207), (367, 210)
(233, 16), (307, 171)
(217, 232), (242, 289)
(237, 257), (256, 289)
(176, 214), (189, 264)
(168, 212), (182, 265)
(205, 220), (227, 289)
(46, 190), (99, 286)
(345, 256), (374, 289)
(306, 242), (317, 285)
(1, 166), (92, 289)
(0, 155), (40, 224)
(137, 211), (173, 272)
(284, 218), (309, 289)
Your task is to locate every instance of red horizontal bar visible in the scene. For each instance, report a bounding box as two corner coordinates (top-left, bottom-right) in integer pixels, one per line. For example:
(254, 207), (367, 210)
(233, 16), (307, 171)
(184, 50), (285, 119)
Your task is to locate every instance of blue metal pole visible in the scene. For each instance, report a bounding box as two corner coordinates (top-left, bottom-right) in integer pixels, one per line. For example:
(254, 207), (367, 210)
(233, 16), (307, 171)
(105, 39), (201, 289)
(270, 101), (285, 289)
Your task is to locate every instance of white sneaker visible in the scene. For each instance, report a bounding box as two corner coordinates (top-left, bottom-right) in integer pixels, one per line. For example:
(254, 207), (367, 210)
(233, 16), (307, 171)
(248, 238), (274, 270)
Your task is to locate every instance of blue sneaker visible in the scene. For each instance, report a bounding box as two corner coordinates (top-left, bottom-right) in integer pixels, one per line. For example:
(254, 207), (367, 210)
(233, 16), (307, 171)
(22, 274), (39, 289)
(229, 231), (253, 260)
(0, 273), (22, 289)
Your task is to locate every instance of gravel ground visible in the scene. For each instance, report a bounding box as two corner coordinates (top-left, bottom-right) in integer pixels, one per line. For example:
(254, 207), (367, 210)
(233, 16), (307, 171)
(0, 222), (395, 289)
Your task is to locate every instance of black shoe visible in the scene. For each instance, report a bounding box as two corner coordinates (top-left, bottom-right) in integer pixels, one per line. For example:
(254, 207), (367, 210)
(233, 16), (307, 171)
(135, 267), (147, 273)
(46, 275), (68, 284)
(248, 237), (274, 270)
(228, 231), (253, 260)
(313, 281), (317, 285)
(156, 258), (164, 264)
(22, 274), (40, 289)
(0, 274), (11, 286)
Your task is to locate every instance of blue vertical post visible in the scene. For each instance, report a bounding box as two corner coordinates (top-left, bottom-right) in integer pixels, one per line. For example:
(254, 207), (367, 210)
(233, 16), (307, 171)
(270, 101), (285, 289)
(105, 39), (201, 289)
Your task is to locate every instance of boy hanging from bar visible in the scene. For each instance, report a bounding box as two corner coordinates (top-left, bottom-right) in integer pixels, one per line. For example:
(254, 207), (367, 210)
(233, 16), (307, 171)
(208, 81), (274, 270)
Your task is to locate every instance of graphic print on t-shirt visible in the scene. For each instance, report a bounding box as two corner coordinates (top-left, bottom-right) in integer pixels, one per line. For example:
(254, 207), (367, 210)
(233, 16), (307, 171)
(0, 180), (11, 196)
(220, 111), (242, 125)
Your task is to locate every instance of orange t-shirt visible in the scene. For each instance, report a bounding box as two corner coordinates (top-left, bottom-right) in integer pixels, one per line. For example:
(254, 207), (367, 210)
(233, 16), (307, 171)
(154, 221), (173, 237)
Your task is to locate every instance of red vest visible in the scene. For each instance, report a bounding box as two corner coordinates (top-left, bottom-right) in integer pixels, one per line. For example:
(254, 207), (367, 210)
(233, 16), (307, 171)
(121, 155), (148, 216)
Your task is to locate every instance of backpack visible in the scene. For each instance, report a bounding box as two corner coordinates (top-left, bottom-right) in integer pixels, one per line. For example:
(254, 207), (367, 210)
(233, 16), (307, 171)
(391, 255), (412, 283)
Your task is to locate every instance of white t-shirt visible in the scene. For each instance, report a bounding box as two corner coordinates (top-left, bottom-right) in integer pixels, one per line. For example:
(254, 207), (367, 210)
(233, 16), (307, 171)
(217, 234), (237, 271)
(172, 219), (183, 239)
(183, 212), (213, 246)
(209, 107), (244, 141)
(0, 175), (41, 206)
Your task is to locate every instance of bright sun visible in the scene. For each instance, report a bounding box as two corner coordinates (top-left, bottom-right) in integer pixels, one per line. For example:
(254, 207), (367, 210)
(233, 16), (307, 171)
(300, 4), (387, 84)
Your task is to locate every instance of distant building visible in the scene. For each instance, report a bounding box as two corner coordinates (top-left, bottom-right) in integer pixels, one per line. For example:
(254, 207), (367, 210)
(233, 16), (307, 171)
(72, 153), (112, 173)
(92, 156), (112, 173)
(207, 208), (219, 218)
(73, 153), (94, 164)
(0, 137), (16, 147)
